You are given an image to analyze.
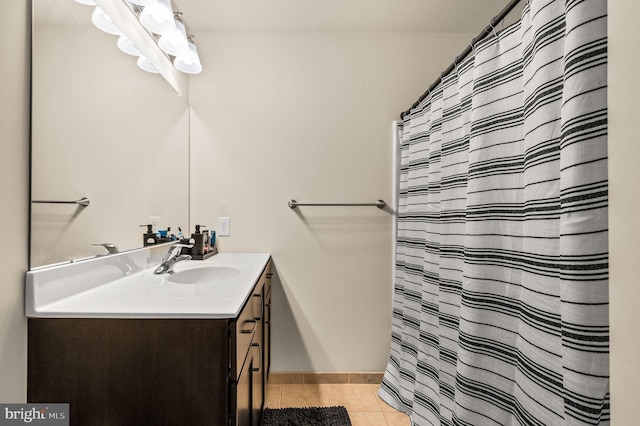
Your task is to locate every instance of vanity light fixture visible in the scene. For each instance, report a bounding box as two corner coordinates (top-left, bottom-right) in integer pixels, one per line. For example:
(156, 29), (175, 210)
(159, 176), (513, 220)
(74, 0), (202, 83)
(137, 56), (160, 73)
(117, 34), (142, 56)
(91, 7), (122, 35)
(126, 0), (158, 6)
(139, 0), (176, 35)
(173, 38), (202, 74)
(158, 18), (189, 57)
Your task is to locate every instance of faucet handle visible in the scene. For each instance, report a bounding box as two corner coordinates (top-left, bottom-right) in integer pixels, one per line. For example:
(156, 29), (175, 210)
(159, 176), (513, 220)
(171, 243), (194, 250)
(165, 242), (194, 260)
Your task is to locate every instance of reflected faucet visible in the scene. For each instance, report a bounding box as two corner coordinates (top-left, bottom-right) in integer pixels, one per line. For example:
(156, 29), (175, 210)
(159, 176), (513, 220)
(154, 244), (193, 274)
(93, 243), (119, 255)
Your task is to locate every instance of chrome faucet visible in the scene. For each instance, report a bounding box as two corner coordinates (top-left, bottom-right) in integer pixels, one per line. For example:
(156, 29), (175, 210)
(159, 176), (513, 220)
(154, 243), (193, 274)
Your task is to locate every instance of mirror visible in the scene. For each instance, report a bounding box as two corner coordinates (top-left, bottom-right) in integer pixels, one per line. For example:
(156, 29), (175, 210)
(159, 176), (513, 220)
(30, 0), (190, 268)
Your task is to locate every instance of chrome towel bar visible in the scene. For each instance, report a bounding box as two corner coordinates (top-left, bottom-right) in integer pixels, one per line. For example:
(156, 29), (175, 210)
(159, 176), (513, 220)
(32, 197), (90, 207)
(288, 199), (386, 209)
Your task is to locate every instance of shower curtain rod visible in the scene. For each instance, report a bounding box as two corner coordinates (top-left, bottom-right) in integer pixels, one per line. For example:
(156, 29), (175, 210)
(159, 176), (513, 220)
(400, 0), (524, 119)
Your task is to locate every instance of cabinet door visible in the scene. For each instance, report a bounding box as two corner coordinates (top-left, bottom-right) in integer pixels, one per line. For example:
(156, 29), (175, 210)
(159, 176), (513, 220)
(251, 342), (263, 426)
(233, 357), (252, 426)
(264, 286), (271, 383)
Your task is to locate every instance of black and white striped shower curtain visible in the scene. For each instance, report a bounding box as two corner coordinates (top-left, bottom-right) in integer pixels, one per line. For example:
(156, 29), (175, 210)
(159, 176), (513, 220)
(379, 1), (608, 425)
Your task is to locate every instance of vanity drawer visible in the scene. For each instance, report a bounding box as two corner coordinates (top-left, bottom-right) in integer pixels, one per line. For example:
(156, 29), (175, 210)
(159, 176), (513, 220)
(229, 259), (270, 380)
(230, 301), (257, 380)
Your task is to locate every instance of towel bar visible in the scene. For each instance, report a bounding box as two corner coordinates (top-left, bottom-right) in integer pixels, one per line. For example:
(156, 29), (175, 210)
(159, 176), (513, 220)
(32, 197), (90, 207)
(288, 199), (386, 209)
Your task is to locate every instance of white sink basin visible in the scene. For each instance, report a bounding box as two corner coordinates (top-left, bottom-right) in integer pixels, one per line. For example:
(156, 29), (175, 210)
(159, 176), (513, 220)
(26, 251), (271, 319)
(167, 265), (242, 284)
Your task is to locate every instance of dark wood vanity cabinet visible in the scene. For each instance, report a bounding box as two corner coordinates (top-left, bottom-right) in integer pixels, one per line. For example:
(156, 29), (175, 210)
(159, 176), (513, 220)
(232, 260), (271, 426)
(28, 259), (272, 426)
(250, 267), (272, 426)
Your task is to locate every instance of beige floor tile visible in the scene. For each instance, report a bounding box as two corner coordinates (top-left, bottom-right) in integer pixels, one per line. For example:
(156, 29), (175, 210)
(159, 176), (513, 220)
(264, 384), (281, 409)
(327, 385), (381, 412)
(384, 411), (412, 426)
(360, 384), (383, 394)
(348, 412), (388, 426)
(280, 384), (333, 408)
(279, 384), (381, 412)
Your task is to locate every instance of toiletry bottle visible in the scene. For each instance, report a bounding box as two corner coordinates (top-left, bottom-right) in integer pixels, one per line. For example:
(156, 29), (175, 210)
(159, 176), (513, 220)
(210, 230), (216, 248)
(167, 226), (174, 241)
(203, 229), (210, 253)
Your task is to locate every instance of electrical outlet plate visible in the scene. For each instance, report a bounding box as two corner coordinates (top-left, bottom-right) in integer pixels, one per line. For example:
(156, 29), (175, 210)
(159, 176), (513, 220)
(218, 217), (230, 236)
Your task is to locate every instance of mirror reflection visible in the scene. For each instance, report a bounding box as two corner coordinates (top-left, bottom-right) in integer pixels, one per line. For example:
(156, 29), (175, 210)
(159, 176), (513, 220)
(30, 0), (190, 268)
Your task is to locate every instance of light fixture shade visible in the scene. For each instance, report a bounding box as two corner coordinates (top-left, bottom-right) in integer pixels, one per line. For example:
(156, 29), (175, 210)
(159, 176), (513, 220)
(91, 7), (121, 35)
(117, 35), (141, 56)
(126, 0), (158, 6)
(137, 56), (160, 73)
(174, 42), (202, 74)
(139, 0), (175, 35)
(74, 0), (96, 6)
(158, 20), (189, 57)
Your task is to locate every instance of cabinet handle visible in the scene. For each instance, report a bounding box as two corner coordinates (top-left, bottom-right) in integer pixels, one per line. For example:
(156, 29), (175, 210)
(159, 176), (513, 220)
(251, 343), (262, 372)
(240, 320), (257, 334)
(265, 303), (271, 324)
(252, 293), (263, 320)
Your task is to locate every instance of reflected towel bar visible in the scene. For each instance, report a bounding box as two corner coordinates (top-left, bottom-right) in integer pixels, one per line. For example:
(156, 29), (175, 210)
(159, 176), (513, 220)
(32, 197), (91, 207)
(288, 199), (386, 209)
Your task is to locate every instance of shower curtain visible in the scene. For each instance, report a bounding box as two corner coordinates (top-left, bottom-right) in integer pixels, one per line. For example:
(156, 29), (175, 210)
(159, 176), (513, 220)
(379, 1), (608, 425)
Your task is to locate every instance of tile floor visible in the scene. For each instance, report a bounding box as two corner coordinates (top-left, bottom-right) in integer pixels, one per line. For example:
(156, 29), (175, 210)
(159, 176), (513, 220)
(265, 383), (411, 426)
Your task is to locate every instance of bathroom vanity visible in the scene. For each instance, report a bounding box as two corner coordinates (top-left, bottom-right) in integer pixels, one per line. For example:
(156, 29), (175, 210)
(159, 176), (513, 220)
(26, 250), (271, 426)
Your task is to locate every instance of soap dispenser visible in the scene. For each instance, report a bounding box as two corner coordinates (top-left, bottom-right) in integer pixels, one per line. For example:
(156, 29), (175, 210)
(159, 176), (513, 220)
(141, 224), (156, 246)
(191, 225), (205, 256)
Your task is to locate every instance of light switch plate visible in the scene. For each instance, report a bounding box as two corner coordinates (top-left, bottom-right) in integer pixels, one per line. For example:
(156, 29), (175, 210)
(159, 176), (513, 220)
(218, 217), (230, 236)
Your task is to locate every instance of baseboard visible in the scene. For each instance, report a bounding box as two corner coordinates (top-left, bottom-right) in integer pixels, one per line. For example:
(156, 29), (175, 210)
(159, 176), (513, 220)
(269, 372), (384, 385)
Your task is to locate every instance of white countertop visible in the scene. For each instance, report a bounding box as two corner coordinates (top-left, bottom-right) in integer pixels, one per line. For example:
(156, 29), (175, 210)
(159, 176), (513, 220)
(26, 251), (271, 319)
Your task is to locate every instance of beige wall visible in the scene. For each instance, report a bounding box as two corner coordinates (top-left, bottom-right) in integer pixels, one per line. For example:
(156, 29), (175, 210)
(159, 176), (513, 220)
(189, 31), (475, 372)
(609, 1), (639, 423)
(0, 0), (30, 402)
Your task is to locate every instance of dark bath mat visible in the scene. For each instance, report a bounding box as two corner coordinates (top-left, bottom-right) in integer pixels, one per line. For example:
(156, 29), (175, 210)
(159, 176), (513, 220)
(262, 406), (352, 426)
